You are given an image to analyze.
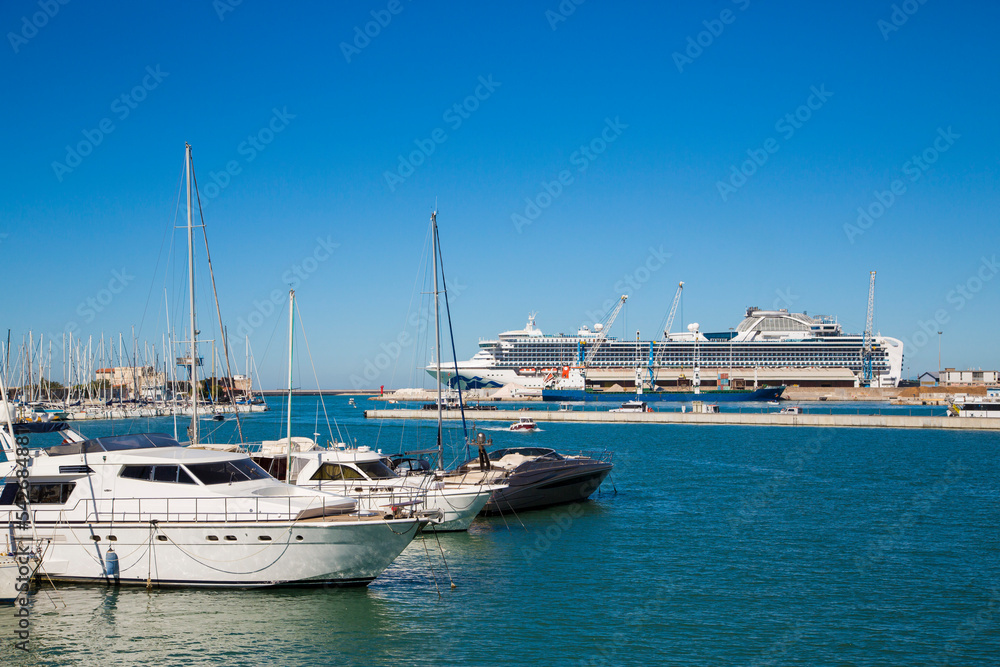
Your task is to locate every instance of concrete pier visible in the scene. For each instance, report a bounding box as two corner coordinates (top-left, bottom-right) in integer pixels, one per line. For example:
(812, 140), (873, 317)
(364, 408), (1000, 431)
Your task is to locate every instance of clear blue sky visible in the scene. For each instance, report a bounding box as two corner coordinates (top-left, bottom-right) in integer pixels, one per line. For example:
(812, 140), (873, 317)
(2, 1), (998, 388)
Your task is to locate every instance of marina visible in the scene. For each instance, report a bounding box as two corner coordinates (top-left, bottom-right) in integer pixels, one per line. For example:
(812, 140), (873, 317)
(4, 3), (998, 664)
(1, 396), (998, 665)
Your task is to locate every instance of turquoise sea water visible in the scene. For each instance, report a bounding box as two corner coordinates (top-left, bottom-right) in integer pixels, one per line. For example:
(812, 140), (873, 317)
(2, 396), (998, 666)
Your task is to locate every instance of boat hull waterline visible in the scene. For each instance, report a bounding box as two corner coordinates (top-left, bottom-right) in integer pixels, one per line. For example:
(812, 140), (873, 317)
(481, 463), (613, 515)
(23, 519), (422, 588)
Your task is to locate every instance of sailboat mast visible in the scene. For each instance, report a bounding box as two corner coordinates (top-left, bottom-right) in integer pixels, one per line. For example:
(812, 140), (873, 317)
(186, 143), (199, 444)
(432, 211), (443, 470)
(286, 289), (295, 483)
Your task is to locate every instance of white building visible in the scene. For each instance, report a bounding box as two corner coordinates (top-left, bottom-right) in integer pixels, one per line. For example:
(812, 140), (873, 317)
(940, 368), (1000, 386)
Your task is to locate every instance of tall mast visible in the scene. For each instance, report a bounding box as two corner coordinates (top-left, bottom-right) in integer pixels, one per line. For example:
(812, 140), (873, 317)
(432, 211), (443, 470)
(186, 143), (199, 444)
(286, 289), (295, 483)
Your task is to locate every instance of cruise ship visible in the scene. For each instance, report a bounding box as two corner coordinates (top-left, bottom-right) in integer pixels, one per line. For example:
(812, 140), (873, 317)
(428, 307), (904, 393)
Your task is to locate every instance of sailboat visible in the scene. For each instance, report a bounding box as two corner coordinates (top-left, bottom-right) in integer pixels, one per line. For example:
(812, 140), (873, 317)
(396, 212), (614, 516)
(247, 287), (500, 532)
(0, 145), (425, 589)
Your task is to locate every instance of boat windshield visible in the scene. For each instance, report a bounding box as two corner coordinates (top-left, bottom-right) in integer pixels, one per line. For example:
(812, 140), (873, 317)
(489, 447), (563, 461)
(47, 433), (181, 457)
(356, 460), (397, 480)
(185, 459), (271, 485)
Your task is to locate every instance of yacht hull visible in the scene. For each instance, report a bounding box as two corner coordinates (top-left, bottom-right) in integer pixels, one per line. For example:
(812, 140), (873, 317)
(423, 486), (495, 531)
(22, 519), (421, 588)
(481, 463), (612, 515)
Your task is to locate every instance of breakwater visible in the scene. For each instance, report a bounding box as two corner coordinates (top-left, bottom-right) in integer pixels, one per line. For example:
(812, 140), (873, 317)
(364, 408), (1000, 431)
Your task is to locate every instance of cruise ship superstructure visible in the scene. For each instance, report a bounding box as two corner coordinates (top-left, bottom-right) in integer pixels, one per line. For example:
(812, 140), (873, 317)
(430, 307), (904, 392)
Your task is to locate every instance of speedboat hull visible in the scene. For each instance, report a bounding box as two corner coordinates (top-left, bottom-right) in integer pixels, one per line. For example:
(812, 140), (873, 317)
(481, 461), (613, 515)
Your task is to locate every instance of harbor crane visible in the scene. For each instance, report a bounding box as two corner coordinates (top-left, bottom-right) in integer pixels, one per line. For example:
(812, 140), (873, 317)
(862, 270), (876, 386)
(582, 295), (627, 367)
(648, 282), (684, 388)
(662, 282), (684, 338)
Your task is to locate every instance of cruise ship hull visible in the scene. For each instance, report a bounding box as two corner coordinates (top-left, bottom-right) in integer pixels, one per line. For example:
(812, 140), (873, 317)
(542, 386), (786, 403)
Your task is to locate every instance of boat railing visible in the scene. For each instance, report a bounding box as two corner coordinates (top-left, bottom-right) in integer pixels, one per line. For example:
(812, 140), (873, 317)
(12, 493), (379, 525)
(305, 485), (429, 512)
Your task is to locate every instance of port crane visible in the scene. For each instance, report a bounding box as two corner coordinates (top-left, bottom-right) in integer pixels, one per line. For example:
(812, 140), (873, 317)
(862, 270), (876, 386)
(582, 295), (628, 367)
(648, 282), (684, 388)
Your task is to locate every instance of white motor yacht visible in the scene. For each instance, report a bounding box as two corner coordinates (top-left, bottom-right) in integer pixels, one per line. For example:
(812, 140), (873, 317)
(251, 437), (502, 532)
(0, 424), (424, 588)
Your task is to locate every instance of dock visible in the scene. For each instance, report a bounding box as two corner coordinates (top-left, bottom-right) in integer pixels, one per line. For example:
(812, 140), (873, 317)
(363, 408), (1000, 431)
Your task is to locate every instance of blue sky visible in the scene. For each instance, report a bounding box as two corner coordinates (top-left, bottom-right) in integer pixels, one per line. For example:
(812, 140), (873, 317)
(2, 0), (998, 388)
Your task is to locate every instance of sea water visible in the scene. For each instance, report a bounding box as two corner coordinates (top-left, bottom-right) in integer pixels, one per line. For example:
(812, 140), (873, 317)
(2, 396), (997, 665)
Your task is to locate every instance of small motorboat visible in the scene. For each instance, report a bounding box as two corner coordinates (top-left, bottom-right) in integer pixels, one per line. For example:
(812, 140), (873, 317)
(348, 398), (356, 407)
(767, 400), (780, 406)
(610, 400), (651, 413)
(509, 418), (537, 432)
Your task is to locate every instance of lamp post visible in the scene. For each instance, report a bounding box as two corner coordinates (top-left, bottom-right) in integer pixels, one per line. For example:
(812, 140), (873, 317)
(937, 331), (942, 386)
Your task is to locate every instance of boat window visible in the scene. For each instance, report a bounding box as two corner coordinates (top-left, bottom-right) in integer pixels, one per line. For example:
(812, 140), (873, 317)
(48, 433), (181, 457)
(120, 465), (197, 484)
(120, 466), (153, 480)
(389, 457), (431, 473)
(310, 463), (364, 481)
(0, 482), (23, 505)
(356, 460), (397, 480)
(154, 466), (181, 483)
(186, 459), (270, 485)
(27, 483), (76, 504)
(489, 447), (563, 461)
